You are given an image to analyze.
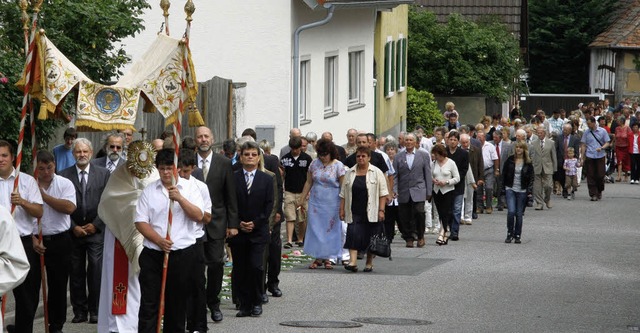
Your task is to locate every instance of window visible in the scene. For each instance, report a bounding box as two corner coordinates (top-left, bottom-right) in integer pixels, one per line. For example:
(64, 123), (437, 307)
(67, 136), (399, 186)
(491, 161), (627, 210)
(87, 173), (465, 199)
(384, 37), (395, 98)
(324, 55), (338, 115)
(348, 50), (364, 108)
(299, 59), (310, 123)
(396, 35), (407, 91)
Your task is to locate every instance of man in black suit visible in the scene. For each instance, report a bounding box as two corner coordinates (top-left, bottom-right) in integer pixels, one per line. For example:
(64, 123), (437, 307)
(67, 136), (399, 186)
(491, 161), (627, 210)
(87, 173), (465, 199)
(240, 129), (285, 301)
(195, 126), (238, 323)
(58, 138), (110, 324)
(556, 123), (581, 198)
(230, 141), (274, 317)
(92, 132), (126, 173)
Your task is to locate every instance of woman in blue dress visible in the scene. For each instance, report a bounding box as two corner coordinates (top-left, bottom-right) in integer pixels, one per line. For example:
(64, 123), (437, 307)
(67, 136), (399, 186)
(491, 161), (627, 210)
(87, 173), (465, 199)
(298, 138), (345, 269)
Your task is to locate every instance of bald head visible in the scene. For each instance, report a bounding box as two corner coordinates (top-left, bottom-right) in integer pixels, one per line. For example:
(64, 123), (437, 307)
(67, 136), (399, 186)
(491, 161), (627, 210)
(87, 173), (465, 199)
(290, 128), (302, 138)
(322, 131), (333, 141)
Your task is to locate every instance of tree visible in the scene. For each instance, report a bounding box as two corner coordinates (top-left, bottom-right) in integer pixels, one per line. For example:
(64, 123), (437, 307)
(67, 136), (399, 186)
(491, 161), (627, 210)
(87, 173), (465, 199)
(406, 86), (444, 133)
(408, 9), (522, 102)
(0, 0), (149, 168)
(528, 0), (617, 93)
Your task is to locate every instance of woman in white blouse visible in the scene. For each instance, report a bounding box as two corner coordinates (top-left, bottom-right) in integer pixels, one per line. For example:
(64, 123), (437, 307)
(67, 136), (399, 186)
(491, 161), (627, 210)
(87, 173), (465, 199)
(431, 144), (460, 245)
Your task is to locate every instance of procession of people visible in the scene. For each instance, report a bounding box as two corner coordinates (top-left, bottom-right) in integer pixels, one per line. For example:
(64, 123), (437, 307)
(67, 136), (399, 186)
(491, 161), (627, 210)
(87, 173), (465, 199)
(1, 97), (638, 332)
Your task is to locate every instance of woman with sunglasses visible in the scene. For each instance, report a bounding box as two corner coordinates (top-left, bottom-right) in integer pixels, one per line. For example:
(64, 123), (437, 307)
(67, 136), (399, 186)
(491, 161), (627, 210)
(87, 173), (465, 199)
(298, 138), (346, 269)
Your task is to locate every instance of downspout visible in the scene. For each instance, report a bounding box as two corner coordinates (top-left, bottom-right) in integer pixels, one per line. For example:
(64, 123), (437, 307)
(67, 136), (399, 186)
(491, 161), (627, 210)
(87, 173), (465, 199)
(292, 5), (335, 128)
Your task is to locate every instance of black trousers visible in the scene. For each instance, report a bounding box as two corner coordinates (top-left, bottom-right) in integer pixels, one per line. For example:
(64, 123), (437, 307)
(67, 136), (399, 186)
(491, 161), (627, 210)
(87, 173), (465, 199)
(433, 190), (456, 232)
(265, 223), (282, 291)
(397, 199), (426, 241)
(186, 237), (207, 332)
(43, 232), (72, 331)
(585, 157), (606, 197)
(138, 245), (196, 333)
(384, 205), (398, 242)
(12, 236), (41, 333)
(69, 235), (103, 317)
(630, 154), (640, 181)
(204, 237), (225, 310)
(229, 236), (266, 311)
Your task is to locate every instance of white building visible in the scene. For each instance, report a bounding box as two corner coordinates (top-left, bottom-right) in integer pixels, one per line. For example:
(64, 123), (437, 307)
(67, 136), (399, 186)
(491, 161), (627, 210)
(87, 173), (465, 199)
(120, 0), (410, 149)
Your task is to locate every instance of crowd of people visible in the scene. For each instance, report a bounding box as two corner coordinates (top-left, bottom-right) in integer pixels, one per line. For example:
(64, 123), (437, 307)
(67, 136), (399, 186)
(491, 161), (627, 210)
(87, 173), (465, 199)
(0, 97), (639, 333)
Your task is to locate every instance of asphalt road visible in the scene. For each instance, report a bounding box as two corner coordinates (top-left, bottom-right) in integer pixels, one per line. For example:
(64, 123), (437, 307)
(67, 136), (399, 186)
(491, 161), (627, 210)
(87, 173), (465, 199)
(6, 181), (640, 333)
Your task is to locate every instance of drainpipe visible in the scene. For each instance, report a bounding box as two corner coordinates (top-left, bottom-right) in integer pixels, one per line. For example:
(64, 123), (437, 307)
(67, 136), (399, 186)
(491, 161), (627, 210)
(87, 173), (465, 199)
(292, 5), (335, 128)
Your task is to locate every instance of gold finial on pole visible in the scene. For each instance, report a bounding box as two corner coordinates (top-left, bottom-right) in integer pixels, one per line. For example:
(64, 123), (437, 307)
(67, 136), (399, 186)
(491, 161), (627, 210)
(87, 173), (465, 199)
(160, 0), (170, 35)
(20, 0), (29, 34)
(32, 0), (44, 13)
(184, 0), (195, 23)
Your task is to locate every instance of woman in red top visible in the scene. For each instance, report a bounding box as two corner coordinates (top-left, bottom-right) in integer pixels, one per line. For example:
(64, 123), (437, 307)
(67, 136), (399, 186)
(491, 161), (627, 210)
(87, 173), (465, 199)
(614, 116), (632, 182)
(628, 122), (640, 184)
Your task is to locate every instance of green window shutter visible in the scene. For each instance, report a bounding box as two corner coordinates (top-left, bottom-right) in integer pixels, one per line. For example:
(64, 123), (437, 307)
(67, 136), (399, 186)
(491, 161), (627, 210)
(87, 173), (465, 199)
(391, 40), (396, 92)
(396, 39), (401, 90)
(384, 41), (390, 96)
(402, 38), (407, 87)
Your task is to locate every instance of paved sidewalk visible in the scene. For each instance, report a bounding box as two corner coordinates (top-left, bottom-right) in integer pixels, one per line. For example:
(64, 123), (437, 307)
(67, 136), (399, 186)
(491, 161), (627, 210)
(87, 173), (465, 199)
(7, 182), (640, 332)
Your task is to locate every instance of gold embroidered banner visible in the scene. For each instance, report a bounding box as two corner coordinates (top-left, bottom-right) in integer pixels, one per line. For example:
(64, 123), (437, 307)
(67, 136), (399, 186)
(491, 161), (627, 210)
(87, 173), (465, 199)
(76, 81), (140, 131)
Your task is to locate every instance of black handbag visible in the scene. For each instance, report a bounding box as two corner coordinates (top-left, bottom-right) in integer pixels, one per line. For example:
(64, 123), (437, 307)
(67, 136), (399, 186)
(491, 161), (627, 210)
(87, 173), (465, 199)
(368, 224), (391, 258)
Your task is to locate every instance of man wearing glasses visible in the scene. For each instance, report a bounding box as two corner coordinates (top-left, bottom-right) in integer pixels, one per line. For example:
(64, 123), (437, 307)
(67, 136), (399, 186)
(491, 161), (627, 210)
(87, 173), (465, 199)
(93, 132), (126, 173)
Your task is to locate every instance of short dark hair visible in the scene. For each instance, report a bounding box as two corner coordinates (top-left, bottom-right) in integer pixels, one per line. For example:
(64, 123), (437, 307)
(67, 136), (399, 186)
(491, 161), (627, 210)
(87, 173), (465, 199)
(449, 130), (460, 140)
(63, 127), (77, 139)
(0, 140), (15, 157)
(222, 139), (236, 155)
(356, 146), (371, 157)
(155, 149), (175, 167)
(586, 116), (596, 124)
(241, 128), (257, 141)
(181, 136), (197, 151)
(239, 141), (260, 155)
(289, 136), (302, 149)
(431, 143), (447, 157)
(37, 150), (55, 165)
(315, 138), (338, 160)
(178, 150), (197, 168)
(366, 133), (377, 141)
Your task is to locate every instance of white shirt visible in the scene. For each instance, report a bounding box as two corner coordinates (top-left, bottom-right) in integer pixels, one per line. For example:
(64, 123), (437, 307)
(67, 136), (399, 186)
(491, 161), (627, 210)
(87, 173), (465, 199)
(76, 163), (91, 183)
(41, 174), (76, 235)
(633, 134), (639, 154)
(432, 158), (460, 194)
(481, 141), (499, 169)
(190, 177), (212, 238)
(197, 151), (212, 172)
(0, 205), (30, 333)
(405, 150), (415, 169)
(0, 168), (43, 236)
(135, 177), (204, 251)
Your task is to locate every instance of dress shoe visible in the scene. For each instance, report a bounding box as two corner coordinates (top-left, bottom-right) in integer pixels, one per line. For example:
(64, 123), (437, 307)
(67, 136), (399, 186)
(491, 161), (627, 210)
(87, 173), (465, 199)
(71, 314), (88, 323)
(261, 293), (269, 304)
(485, 207), (493, 214)
(251, 305), (263, 317)
(505, 235), (513, 243)
(405, 240), (414, 248)
(417, 238), (426, 248)
(472, 212), (478, 219)
(497, 206), (504, 212)
(236, 309), (252, 317)
(211, 305), (223, 322)
(535, 205), (543, 210)
(268, 286), (283, 297)
(449, 234), (459, 241)
(514, 237), (522, 244)
(89, 313), (98, 324)
(545, 201), (553, 209)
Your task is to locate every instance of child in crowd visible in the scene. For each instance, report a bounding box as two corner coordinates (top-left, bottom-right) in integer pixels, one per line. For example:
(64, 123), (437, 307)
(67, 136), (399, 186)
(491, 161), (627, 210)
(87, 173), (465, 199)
(564, 147), (579, 200)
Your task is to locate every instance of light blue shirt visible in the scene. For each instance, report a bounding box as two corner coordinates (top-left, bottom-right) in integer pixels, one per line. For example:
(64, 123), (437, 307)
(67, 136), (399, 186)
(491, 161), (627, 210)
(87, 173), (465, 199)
(581, 127), (610, 159)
